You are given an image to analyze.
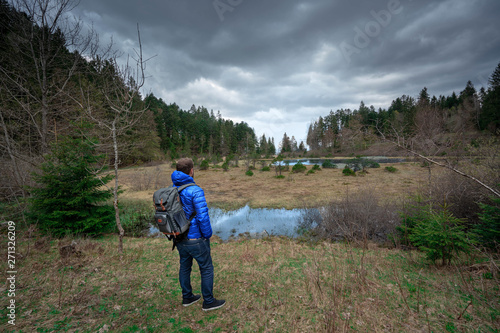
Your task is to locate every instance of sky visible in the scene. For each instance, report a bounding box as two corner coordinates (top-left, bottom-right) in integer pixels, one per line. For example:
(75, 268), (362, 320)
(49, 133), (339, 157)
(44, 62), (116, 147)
(67, 0), (500, 145)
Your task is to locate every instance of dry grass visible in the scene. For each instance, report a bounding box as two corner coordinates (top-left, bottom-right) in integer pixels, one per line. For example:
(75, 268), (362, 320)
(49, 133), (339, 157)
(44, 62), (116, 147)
(3, 159), (497, 332)
(117, 161), (441, 210)
(2, 234), (498, 332)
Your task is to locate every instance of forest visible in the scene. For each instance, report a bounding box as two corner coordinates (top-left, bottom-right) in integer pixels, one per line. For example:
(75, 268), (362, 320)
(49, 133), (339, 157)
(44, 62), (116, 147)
(1, 0), (499, 217)
(1, 1), (499, 331)
(305, 79), (499, 156)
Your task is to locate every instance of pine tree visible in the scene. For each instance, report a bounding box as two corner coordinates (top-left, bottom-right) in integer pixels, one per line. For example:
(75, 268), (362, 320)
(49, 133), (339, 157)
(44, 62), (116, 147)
(480, 62), (500, 133)
(280, 132), (291, 153)
(488, 62), (500, 89)
(29, 135), (114, 237)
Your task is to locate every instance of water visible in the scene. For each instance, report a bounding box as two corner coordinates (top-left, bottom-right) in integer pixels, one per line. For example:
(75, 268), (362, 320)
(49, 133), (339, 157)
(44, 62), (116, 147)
(150, 205), (314, 241)
(283, 156), (406, 167)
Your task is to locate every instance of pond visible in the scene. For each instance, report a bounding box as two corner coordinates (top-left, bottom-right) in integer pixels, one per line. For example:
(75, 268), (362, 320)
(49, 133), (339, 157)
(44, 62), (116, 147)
(150, 205), (317, 241)
(283, 156), (406, 168)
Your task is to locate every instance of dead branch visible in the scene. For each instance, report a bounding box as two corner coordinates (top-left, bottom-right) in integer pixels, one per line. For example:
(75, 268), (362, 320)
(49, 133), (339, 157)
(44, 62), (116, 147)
(377, 123), (500, 198)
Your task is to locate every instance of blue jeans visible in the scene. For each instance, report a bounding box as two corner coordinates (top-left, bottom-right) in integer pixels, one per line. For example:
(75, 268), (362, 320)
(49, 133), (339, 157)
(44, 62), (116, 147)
(176, 238), (214, 304)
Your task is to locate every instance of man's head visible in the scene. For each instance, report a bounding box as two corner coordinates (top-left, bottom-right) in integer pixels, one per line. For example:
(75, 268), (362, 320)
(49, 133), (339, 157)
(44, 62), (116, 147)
(176, 158), (194, 176)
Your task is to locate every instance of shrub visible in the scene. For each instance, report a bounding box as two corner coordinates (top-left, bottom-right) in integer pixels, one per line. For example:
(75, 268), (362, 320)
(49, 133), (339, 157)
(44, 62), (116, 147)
(221, 162), (229, 171)
(298, 186), (398, 242)
(312, 164), (321, 171)
(322, 160), (337, 169)
(275, 175), (285, 179)
(200, 159), (210, 170)
(347, 157), (379, 172)
(408, 205), (476, 265)
(385, 166), (398, 173)
(118, 201), (153, 237)
(396, 197), (428, 246)
(29, 136), (114, 237)
(245, 170), (254, 176)
(342, 166), (356, 176)
(261, 166), (271, 172)
(292, 161), (307, 173)
(307, 169), (315, 175)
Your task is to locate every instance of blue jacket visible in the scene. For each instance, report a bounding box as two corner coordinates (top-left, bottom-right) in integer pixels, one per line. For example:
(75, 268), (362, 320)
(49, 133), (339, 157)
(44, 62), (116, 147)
(171, 170), (212, 239)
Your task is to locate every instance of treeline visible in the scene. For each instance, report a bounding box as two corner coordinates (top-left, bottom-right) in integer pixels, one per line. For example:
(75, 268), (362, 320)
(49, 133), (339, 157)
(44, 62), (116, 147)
(306, 65), (500, 155)
(0, 0), (162, 200)
(0, 0), (279, 202)
(146, 95), (276, 159)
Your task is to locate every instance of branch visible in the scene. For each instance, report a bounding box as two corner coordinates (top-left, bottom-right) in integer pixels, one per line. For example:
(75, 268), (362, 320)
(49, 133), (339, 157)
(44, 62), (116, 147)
(377, 123), (500, 198)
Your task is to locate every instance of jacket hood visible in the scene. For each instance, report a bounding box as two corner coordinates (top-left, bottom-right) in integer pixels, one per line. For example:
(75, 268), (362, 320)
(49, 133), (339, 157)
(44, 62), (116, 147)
(171, 170), (195, 186)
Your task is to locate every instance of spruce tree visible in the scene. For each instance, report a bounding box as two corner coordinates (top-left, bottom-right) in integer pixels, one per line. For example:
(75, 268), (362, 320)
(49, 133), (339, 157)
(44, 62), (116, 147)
(29, 135), (114, 237)
(480, 62), (500, 133)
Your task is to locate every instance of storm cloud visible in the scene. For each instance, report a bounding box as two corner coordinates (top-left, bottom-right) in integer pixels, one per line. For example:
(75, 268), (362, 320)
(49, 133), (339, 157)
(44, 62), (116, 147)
(69, 0), (500, 143)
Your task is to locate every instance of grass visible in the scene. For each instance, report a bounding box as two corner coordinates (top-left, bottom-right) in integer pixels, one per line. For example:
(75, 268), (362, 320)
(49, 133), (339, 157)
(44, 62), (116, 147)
(117, 161), (440, 210)
(2, 159), (498, 332)
(1, 234), (498, 332)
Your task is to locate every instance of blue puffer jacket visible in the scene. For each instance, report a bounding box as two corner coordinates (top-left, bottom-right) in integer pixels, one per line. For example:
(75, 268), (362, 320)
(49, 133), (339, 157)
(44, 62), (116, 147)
(171, 170), (212, 239)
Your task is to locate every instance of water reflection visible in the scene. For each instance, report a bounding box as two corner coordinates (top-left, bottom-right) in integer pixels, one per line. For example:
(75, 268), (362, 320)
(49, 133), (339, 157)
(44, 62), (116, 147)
(283, 156), (406, 167)
(150, 205), (314, 241)
(211, 205), (311, 240)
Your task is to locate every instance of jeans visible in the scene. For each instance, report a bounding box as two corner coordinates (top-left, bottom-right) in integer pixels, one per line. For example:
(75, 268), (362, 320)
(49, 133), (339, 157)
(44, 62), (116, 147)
(176, 238), (215, 304)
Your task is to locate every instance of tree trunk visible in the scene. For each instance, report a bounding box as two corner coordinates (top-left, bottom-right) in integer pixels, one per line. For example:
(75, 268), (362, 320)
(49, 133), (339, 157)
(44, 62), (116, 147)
(112, 120), (124, 253)
(0, 109), (26, 197)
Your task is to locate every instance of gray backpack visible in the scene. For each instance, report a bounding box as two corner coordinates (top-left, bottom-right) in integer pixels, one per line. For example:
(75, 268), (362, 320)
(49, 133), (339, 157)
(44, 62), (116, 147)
(153, 183), (196, 241)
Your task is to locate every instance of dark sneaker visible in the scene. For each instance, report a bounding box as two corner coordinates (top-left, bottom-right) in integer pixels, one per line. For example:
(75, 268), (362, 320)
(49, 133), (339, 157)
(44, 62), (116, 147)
(182, 294), (201, 307)
(202, 299), (226, 311)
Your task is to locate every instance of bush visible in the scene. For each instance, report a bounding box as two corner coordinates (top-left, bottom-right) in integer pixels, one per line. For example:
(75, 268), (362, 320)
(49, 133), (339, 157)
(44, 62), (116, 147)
(312, 164), (321, 171)
(298, 186), (398, 242)
(322, 160), (337, 169)
(221, 162), (229, 171)
(385, 166), (398, 173)
(407, 205), (476, 265)
(307, 169), (315, 175)
(275, 175), (285, 179)
(342, 166), (356, 176)
(245, 170), (254, 176)
(29, 136), (114, 237)
(200, 159), (210, 170)
(347, 157), (379, 172)
(474, 197), (500, 250)
(292, 161), (307, 173)
(261, 166), (271, 172)
(119, 201), (153, 237)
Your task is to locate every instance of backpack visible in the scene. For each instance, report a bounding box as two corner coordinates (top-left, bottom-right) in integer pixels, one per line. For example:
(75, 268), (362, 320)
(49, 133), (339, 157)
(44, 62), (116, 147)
(153, 183), (196, 243)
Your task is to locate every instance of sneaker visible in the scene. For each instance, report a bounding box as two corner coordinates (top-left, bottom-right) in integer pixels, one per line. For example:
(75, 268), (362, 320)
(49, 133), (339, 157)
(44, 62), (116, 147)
(182, 294), (201, 307)
(202, 299), (226, 311)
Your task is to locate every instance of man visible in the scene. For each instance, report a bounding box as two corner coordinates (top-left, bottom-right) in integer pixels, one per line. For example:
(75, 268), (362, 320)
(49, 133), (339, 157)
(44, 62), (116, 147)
(171, 158), (225, 311)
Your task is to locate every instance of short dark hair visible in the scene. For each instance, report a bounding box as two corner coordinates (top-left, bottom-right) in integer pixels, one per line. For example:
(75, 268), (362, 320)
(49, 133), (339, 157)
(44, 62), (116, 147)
(176, 158), (194, 175)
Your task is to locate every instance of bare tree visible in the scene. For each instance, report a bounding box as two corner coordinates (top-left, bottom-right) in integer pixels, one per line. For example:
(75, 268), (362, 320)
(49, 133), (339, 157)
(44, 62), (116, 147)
(377, 122), (500, 198)
(0, 0), (97, 198)
(74, 25), (149, 253)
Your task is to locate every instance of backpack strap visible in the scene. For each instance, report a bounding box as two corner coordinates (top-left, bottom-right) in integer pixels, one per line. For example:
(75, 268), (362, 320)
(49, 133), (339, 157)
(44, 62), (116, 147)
(177, 183), (196, 192)
(172, 183), (197, 251)
(177, 183), (197, 221)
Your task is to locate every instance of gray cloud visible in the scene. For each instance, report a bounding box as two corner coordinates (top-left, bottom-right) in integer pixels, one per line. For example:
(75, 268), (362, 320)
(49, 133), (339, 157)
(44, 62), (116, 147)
(70, 0), (500, 144)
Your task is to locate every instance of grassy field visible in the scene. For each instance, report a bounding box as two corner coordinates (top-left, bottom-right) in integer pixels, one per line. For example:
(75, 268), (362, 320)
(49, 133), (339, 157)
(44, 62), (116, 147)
(1, 161), (498, 332)
(1, 234), (498, 332)
(117, 160), (442, 210)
